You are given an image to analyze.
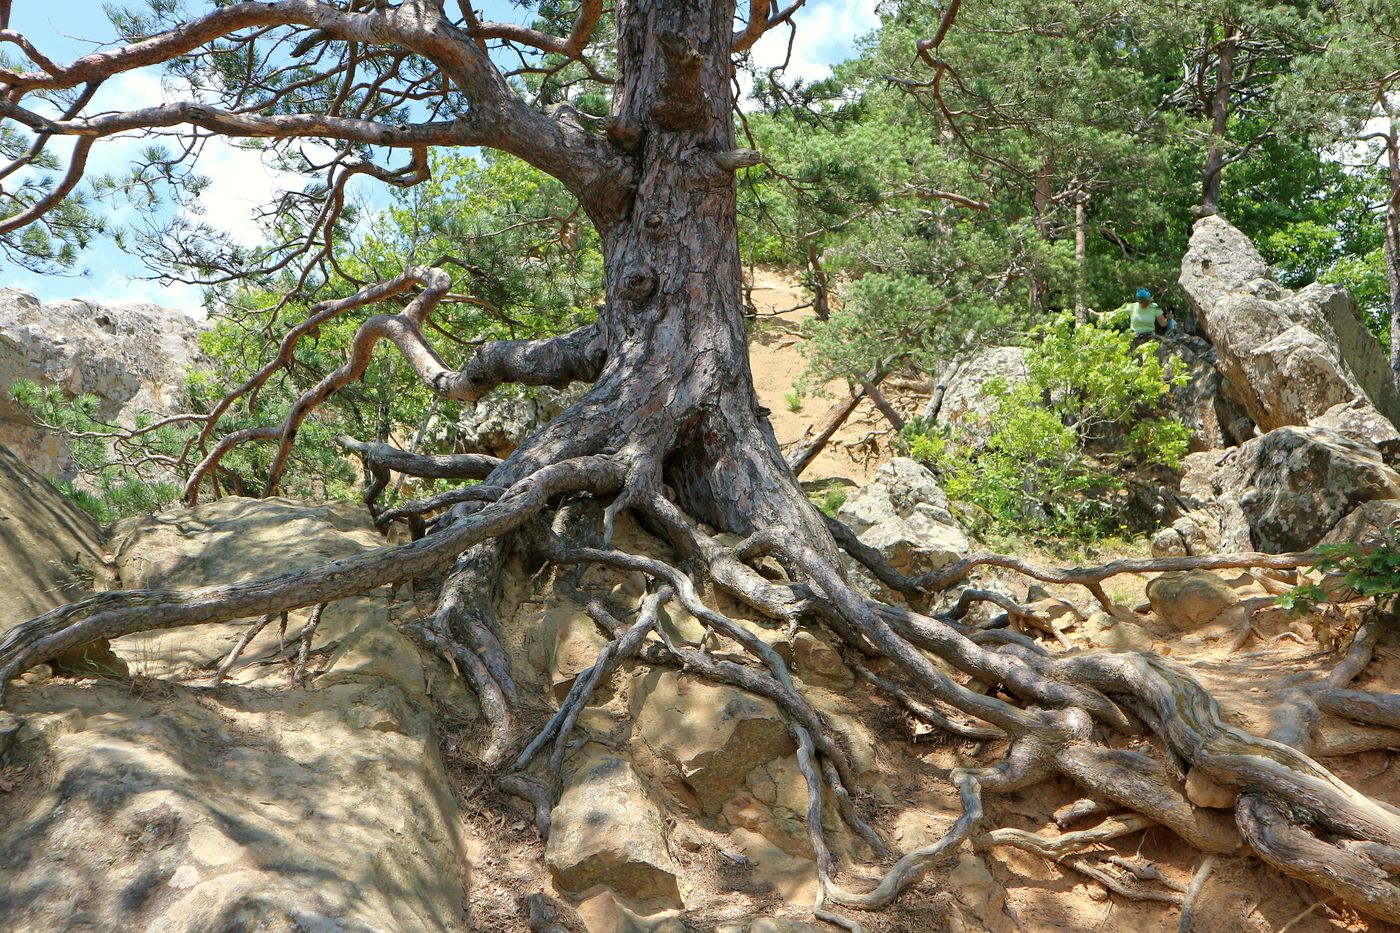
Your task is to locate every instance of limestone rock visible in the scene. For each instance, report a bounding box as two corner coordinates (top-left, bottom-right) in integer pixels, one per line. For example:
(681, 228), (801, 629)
(1078, 611), (1155, 651)
(934, 346), (1029, 448)
(1311, 397), (1400, 464)
(791, 630), (852, 690)
(540, 604), (611, 700)
(1208, 427), (1400, 553)
(0, 498), (465, 933)
(1181, 425), (1400, 554)
(0, 443), (122, 674)
(0, 288), (206, 479)
(1324, 499), (1400, 548)
(715, 921), (838, 933)
(1147, 571), (1239, 631)
(1185, 768), (1238, 809)
(0, 680), (462, 932)
(109, 496), (401, 688)
(836, 458), (969, 576)
(1151, 526), (1187, 558)
(451, 384), (584, 458)
(1151, 514), (1217, 558)
(1155, 332), (1253, 451)
(631, 670), (795, 815)
(545, 749), (680, 903)
(576, 889), (685, 933)
(1179, 215), (1400, 431)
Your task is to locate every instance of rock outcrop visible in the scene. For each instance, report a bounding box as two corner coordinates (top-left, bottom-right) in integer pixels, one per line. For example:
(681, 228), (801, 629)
(0, 442), (107, 625)
(1155, 333), (1253, 451)
(1146, 570), (1239, 631)
(0, 288), (206, 478)
(934, 346), (1028, 447)
(1181, 425), (1400, 553)
(0, 496), (468, 932)
(1179, 215), (1400, 432)
(109, 496), (395, 683)
(451, 385), (583, 458)
(545, 747), (680, 903)
(631, 670), (796, 817)
(0, 442), (120, 672)
(836, 458), (969, 576)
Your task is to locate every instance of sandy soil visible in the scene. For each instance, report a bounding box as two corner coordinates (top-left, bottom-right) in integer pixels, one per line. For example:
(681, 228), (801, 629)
(745, 268), (921, 490)
(415, 516), (1400, 933)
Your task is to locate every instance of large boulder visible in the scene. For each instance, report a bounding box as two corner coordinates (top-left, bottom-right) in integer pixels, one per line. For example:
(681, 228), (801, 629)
(0, 442), (119, 673)
(1146, 570), (1239, 631)
(0, 288), (206, 479)
(630, 670), (795, 816)
(1310, 397), (1400, 463)
(1182, 425), (1400, 553)
(1322, 499), (1400, 548)
(108, 496), (395, 684)
(836, 458), (969, 576)
(545, 747), (680, 903)
(1155, 333), (1253, 451)
(450, 385), (583, 458)
(934, 346), (1028, 447)
(0, 497), (467, 933)
(1179, 215), (1400, 432)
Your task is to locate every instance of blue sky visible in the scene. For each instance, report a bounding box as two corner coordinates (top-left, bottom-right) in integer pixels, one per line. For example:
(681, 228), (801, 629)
(0, 1), (878, 311)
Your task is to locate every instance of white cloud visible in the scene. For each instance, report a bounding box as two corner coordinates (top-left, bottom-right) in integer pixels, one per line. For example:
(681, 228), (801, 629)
(747, 0), (880, 83)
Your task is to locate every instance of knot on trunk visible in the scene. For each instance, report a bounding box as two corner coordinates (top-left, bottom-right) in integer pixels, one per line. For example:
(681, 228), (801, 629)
(621, 269), (658, 303)
(651, 32), (709, 131)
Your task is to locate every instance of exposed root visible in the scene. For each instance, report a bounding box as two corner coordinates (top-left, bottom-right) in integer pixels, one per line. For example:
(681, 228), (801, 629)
(292, 602), (328, 687)
(825, 766), (988, 910)
(9, 420), (1400, 928)
(211, 611), (279, 687)
(1270, 615), (1385, 753)
(976, 814), (1160, 860)
(1178, 854), (1216, 932)
(0, 455), (623, 697)
(848, 657), (1002, 742)
(512, 589), (669, 775)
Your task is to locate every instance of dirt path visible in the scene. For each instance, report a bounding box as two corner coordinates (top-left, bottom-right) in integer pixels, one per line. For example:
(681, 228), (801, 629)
(746, 268), (923, 489)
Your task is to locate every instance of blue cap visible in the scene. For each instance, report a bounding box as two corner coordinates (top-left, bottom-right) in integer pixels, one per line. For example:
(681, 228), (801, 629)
(1136, 288), (1152, 300)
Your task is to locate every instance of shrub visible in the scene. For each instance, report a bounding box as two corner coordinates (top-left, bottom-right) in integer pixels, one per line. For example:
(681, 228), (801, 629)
(905, 316), (1189, 540)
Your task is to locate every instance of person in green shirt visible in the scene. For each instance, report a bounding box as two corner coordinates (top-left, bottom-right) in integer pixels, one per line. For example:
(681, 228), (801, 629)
(1116, 287), (1172, 337)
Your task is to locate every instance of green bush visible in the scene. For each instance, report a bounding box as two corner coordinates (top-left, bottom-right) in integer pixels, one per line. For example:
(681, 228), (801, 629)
(9, 379), (186, 523)
(810, 484), (848, 518)
(904, 316), (1189, 541)
(1279, 535), (1400, 616)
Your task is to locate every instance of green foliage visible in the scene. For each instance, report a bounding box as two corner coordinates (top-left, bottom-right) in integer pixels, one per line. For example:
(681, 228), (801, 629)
(1280, 535), (1400, 616)
(905, 319), (1188, 540)
(9, 379), (183, 522)
(811, 484), (848, 518)
(784, 389), (805, 413)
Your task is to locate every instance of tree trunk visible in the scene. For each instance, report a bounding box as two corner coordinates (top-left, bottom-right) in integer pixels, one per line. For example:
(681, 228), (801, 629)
(1384, 120), (1400, 390)
(1074, 189), (1088, 323)
(498, 0), (832, 553)
(806, 239), (832, 321)
(1200, 22), (1236, 216)
(1028, 158), (1053, 313)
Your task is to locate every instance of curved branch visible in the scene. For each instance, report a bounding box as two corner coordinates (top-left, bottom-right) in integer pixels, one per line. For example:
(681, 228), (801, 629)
(0, 137), (92, 234)
(472, 0), (603, 59)
(734, 0), (809, 52)
(0, 455), (623, 695)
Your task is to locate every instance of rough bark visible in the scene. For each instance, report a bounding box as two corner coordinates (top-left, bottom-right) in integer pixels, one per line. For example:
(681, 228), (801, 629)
(1200, 23), (1237, 216)
(1383, 116), (1400, 389)
(6, 2), (1400, 928)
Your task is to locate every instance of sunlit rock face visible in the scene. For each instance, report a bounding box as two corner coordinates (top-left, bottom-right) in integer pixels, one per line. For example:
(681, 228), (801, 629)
(1179, 214), (1400, 433)
(0, 287), (206, 479)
